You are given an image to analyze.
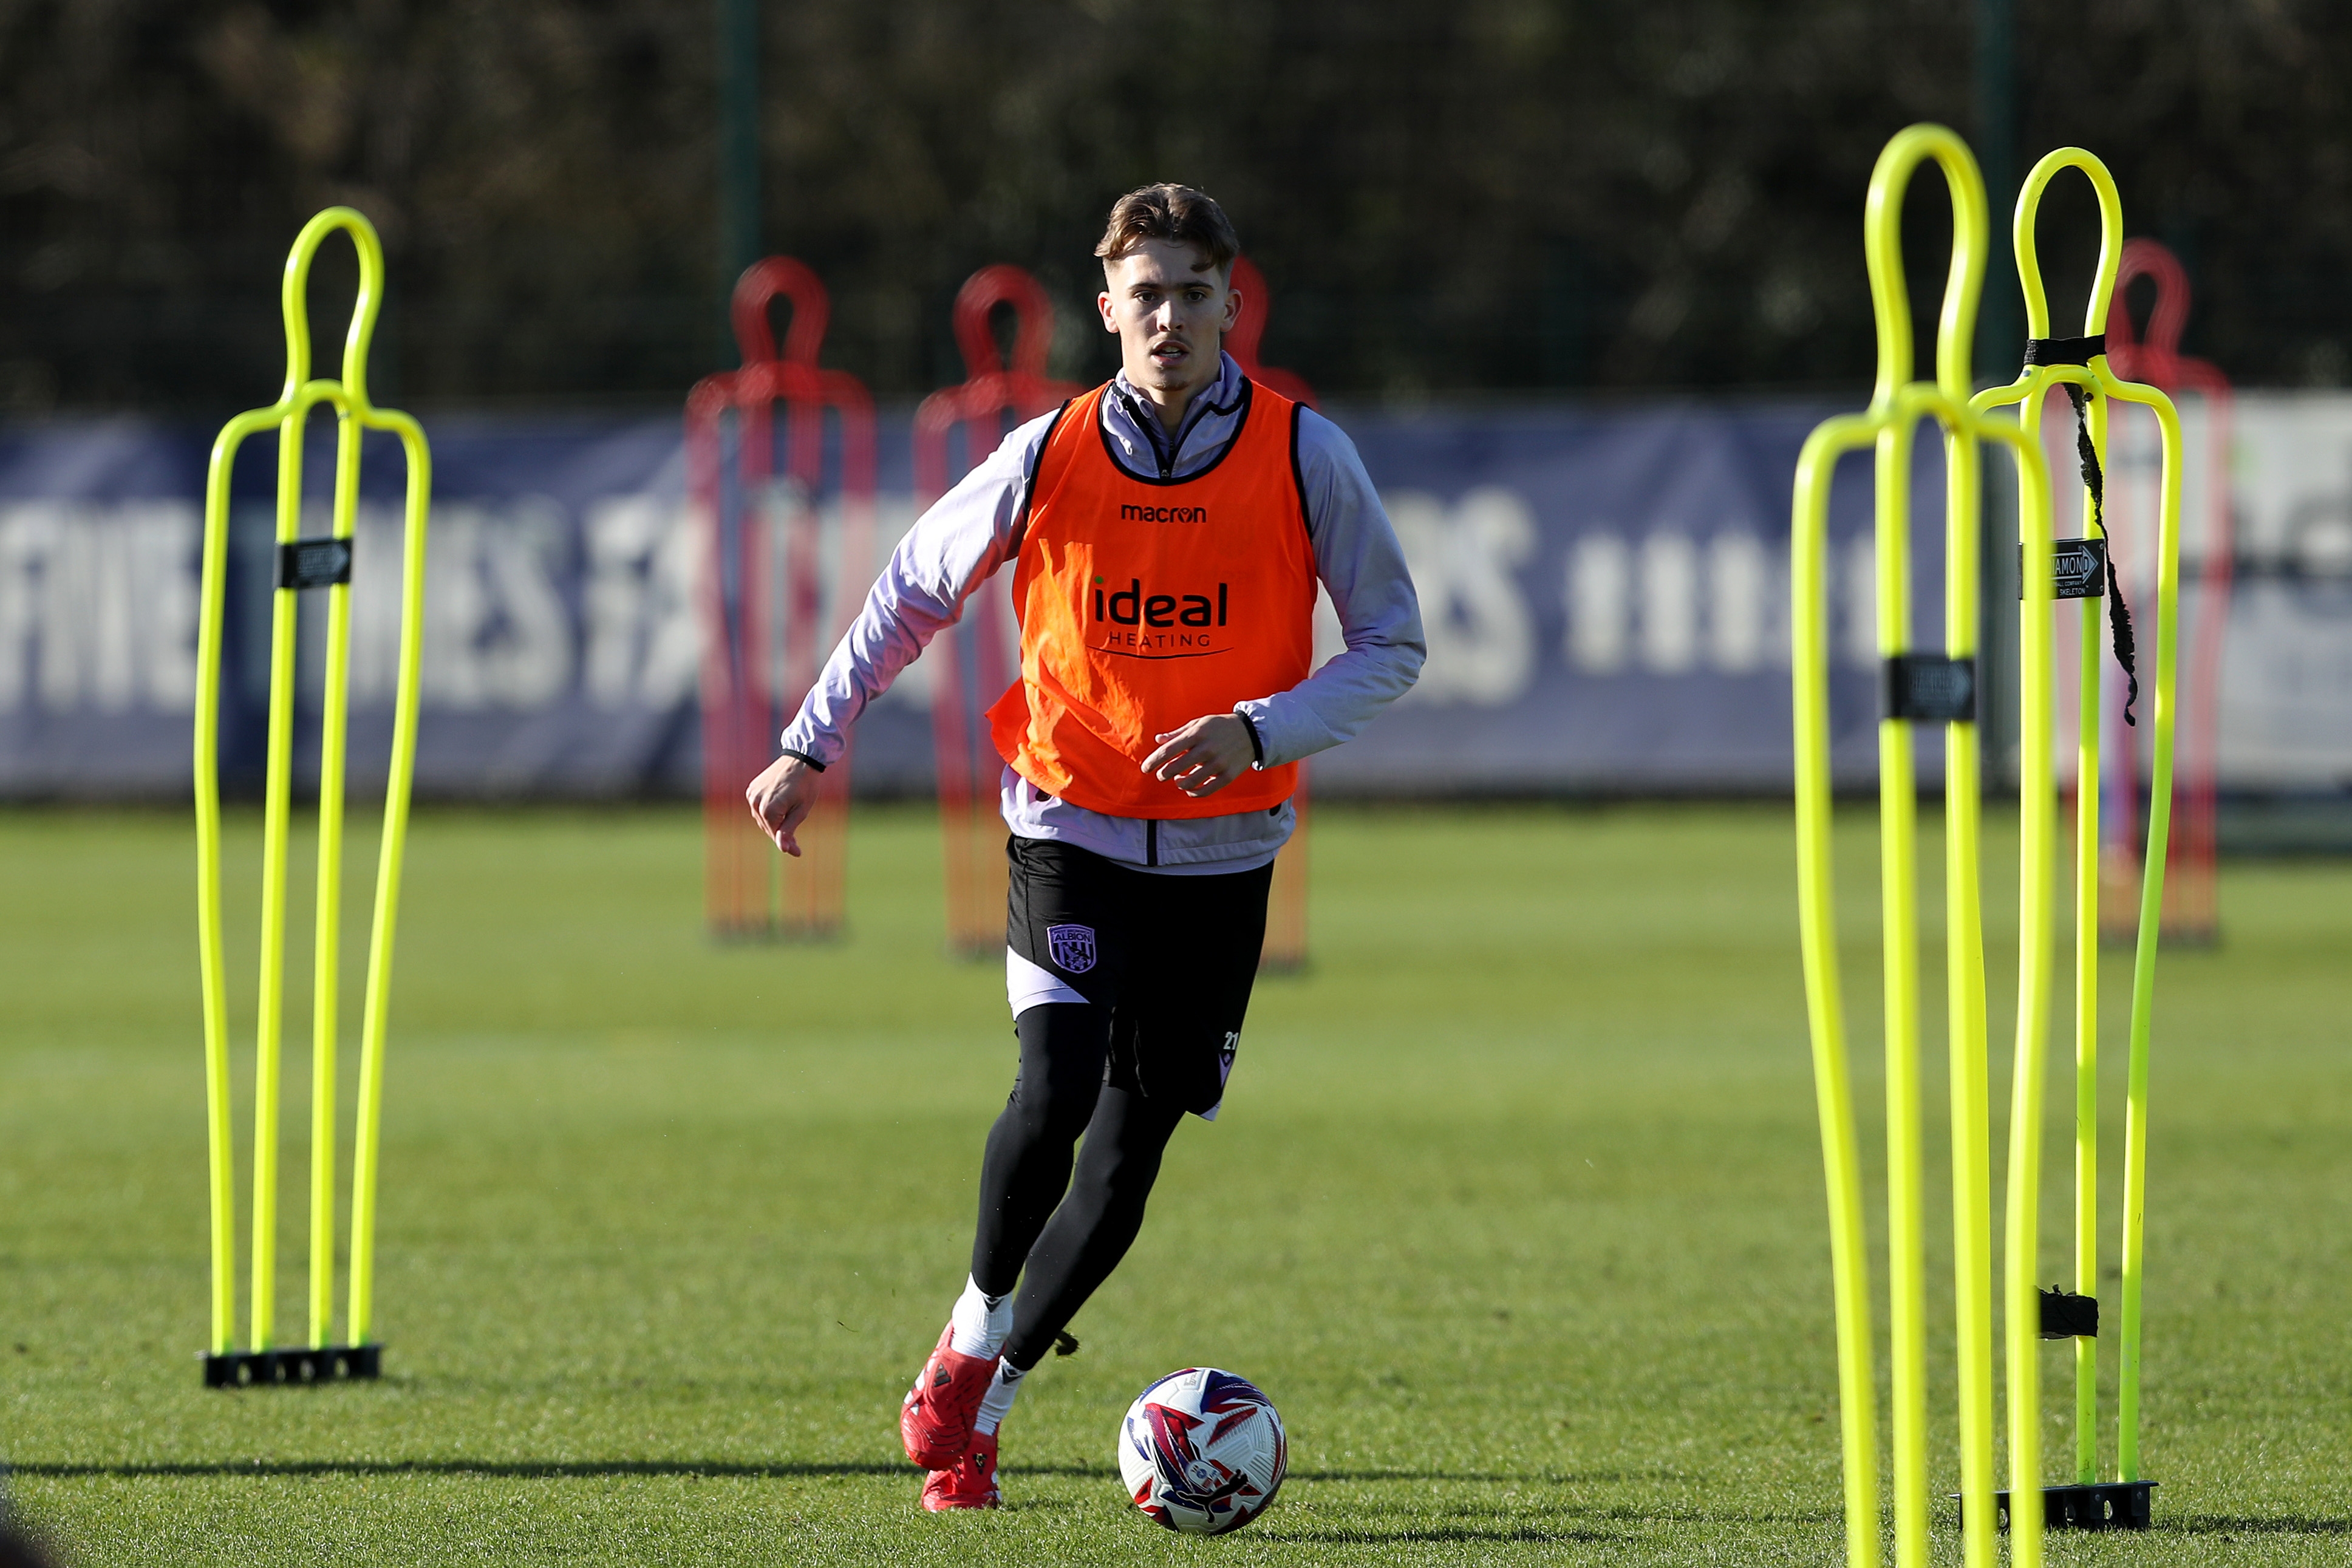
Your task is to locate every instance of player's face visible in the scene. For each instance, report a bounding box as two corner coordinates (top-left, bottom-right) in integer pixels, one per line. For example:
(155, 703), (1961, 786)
(1097, 240), (1242, 403)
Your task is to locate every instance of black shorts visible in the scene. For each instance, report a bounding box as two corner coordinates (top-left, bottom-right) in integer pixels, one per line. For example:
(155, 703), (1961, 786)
(1005, 835), (1274, 1119)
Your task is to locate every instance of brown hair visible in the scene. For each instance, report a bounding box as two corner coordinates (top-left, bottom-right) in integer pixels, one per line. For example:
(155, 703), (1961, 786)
(1094, 184), (1240, 276)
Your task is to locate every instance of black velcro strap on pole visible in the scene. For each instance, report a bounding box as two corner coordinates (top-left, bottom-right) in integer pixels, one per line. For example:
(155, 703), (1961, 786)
(275, 537), (353, 591)
(2038, 1286), (2099, 1340)
(1882, 654), (1977, 723)
(2023, 334), (2107, 366)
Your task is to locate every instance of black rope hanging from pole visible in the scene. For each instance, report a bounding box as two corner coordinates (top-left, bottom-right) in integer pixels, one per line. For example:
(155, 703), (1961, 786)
(2057, 380), (2141, 726)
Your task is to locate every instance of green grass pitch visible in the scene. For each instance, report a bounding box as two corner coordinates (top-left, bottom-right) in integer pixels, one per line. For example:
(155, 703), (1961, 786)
(2, 802), (2348, 1565)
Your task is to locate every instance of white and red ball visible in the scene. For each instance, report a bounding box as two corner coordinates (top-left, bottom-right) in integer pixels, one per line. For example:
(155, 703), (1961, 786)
(1117, 1367), (1287, 1535)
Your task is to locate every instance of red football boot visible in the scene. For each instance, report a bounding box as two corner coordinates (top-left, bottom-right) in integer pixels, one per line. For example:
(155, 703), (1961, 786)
(921, 1430), (1000, 1511)
(899, 1323), (1001, 1470)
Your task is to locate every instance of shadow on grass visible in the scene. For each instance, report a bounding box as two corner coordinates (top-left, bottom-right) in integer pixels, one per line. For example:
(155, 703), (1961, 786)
(16, 1460), (1660, 1487)
(2167, 1515), (2352, 1537)
(1252, 1526), (1621, 1545)
(1254, 1499), (1842, 1542)
(16, 1461), (970, 1481)
(1290, 1468), (1693, 1487)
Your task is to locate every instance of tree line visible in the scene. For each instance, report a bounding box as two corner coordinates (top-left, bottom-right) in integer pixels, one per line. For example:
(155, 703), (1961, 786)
(3, 1), (2347, 413)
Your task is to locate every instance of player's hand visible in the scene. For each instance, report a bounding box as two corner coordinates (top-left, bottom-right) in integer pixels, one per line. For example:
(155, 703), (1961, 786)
(745, 752), (820, 857)
(1141, 714), (1257, 799)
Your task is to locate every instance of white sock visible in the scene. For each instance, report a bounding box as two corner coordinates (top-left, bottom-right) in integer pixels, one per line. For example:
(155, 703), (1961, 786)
(973, 1359), (1025, 1437)
(948, 1275), (1013, 1358)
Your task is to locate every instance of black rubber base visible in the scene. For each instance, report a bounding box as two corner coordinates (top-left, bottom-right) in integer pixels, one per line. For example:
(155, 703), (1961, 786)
(202, 1344), (381, 1388)
(1958, 1481), (2155, 1531)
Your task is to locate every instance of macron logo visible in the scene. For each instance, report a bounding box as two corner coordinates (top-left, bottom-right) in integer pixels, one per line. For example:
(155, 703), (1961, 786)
(1119, 503), (1208, 523)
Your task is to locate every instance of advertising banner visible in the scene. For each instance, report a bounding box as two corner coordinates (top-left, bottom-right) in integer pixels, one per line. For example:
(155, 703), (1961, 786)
(1, 394), (2341, 799)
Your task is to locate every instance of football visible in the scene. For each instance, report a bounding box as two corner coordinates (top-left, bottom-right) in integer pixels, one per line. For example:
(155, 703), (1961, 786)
(1117, 1368), (1288, 1534)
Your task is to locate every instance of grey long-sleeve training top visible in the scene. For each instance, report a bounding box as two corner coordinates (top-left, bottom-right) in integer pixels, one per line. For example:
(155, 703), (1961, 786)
(779, 350), (1425, 876)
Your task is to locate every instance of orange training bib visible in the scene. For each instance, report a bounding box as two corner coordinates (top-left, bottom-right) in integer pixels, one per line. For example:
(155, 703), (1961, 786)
(986, 378), (1317, 819)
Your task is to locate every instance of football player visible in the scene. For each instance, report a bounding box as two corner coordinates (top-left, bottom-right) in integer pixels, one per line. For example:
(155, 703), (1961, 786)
(746, 183), (1423, 1509)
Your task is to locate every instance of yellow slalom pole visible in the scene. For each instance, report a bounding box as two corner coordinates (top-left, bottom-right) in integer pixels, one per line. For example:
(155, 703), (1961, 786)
(1791, 409), (1880, 1568)
(1971, 401), (2053, 1563)
(1791, 123), (2045, 1568)
(195, 206), (428, 1385)
(1970, 141), (2181, 1536)
(2112, 378), (2181, 1482)
(1967, 156), (2109, 1568)
(1941, 377), (1995, 1568)
(350, 411), (429, 1349)
(250, 368), (308, 1355)
(1864, 137), (1976, 1568)
(310, 213), (435, 1355)
(196, 406), (276, 1358)
(1873, 406), (1930, 1568)
(2071, 387), (2104, 1487)
(2006, 428), (2054, 1568)
(308, 392), (361, 1348)
(1972, 319), (2059, 1568)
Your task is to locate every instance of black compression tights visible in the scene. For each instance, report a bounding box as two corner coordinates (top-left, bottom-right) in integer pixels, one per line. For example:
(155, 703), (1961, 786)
(972, 1003), (1185, 1371)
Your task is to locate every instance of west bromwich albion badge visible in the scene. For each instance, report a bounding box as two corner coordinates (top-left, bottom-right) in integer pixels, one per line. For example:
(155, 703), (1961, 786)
(1046, 923), (1097, 974)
